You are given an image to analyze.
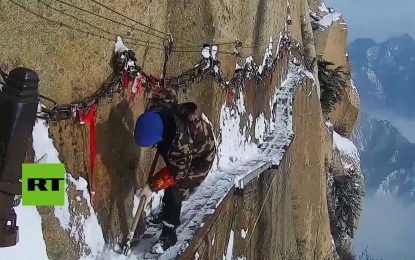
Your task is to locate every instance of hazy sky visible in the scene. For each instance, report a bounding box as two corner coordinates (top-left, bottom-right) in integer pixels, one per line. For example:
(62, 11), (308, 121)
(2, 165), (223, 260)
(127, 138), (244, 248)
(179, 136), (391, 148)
(326, 0), (415, 42)
(354, 195), (415, 259)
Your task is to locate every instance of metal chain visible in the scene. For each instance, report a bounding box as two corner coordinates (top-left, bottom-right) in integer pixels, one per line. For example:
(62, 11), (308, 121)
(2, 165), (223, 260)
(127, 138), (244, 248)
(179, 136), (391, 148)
(24, 30), (295, 122)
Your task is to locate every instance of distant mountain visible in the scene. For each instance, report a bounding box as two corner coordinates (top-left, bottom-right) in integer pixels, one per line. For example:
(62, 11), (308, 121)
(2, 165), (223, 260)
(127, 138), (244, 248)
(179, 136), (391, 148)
(353, 113), (415, 200)
(349, 34), (415, 117)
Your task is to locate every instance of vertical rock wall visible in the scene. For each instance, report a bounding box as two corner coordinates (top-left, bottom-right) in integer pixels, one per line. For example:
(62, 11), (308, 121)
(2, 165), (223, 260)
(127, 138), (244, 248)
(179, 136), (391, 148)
(0, 0), (354, 259)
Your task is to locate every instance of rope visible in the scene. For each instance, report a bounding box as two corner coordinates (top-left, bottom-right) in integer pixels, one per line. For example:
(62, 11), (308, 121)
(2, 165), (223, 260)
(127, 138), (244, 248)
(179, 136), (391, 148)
(51, 0), (167, 42)
(90, 0), (168, 37)
(40, 0), (164, 48)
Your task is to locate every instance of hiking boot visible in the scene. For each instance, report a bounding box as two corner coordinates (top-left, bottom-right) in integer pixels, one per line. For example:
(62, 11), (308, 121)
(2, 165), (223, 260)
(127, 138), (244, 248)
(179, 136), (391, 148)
(151, 221), (177, 254)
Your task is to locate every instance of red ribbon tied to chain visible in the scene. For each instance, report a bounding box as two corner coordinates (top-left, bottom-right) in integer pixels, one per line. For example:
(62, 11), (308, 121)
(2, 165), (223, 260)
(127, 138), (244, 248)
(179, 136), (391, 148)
(150, 75), (161, 93)
(77, 104), (97, 204)
(122, 70), (129, 89)
(226, 88), (234, 100)
(130, 75), (143, 102)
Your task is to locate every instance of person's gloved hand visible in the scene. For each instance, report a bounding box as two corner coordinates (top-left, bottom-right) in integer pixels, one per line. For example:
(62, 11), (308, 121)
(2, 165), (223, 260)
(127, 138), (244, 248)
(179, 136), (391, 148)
(139, 184), (153, 202)
(149, 167), (177, 191)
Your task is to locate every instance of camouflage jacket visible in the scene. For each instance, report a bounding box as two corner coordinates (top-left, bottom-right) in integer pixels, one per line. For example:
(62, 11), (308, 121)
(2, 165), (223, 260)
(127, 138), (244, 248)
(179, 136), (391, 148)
(147, 88), (216, 185)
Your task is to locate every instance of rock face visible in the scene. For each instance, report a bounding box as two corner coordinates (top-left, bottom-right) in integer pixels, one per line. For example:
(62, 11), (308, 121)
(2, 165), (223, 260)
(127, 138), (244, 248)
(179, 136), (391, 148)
(0, 0), (359, 259)
(312, 4), (360, 136)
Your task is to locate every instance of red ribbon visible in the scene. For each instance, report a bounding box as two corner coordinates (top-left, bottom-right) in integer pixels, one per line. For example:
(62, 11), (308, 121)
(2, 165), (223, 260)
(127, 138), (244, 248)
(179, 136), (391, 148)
(130, 76), (143, 102)
(150, 75), (161, 93)
(226, 88), (234, 100)
(77, 104), (96, 204)
(122, 70), (129, 89)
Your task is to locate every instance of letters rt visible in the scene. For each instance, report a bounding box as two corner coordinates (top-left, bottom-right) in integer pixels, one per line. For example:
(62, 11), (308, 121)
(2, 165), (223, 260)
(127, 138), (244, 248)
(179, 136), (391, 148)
(22, 163), (65, 206)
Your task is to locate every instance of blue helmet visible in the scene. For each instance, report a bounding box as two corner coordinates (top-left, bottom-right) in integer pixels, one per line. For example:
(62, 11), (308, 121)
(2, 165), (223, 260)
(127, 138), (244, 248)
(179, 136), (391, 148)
(134, 111), (163, 147)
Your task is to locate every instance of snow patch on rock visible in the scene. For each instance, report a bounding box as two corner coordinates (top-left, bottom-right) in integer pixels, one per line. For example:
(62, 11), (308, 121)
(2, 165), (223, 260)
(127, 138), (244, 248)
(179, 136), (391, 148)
(333, 131), (359, 160)
(316, 3), (342, 28)
(240, 228), (248, 239)
(223, 230), (234, 260)
(32, 120), (105, 259)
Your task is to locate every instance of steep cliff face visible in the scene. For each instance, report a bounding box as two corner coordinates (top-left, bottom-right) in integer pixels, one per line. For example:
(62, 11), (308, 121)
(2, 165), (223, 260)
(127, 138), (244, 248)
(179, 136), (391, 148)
(0, 0), (358, 259)
(312, 2), (360, 136)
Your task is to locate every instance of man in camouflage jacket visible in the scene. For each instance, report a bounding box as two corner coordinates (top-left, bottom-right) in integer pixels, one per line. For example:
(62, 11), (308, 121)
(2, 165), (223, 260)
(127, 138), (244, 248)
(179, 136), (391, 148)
(134, 87), (216, 252)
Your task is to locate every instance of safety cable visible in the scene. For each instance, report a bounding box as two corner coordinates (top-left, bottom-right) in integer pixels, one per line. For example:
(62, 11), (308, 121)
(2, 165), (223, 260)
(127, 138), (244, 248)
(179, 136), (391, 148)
(90, 0), (168, 38)
(8, 0), (164, 51)
(173, 41), (270, 50)
(39, 0), (164, 49)
(173, 41), (237, 49)
(52, 0), (167, 42)
(42, 0), (272, 52)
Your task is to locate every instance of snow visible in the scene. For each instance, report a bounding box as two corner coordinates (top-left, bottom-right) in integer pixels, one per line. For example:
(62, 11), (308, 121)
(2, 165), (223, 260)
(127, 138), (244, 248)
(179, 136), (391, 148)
(254, 114), (267, 144)
(366, 47), (386, 98)
(31, 119), (105, 259)
(333, 131), (359, 160)
(318, 2), (329, 13)
(240, 229), (248, 239)
(114, 36), (129, 53)
(350, 79), (358, 96)
(258, 38), (274, 74)
(0, 205), (48, 260)
(132, 192), (141, 216)
(316, 3), (342, 28)
(377, 170), (401, 196)
(217, 92), (258, 168)
(202, 46), (210, 59)
(223, 230), (234, 260)
(245, 55), (253, 64)
(202, 45), (218, 60)
(325, 121), (333, 128)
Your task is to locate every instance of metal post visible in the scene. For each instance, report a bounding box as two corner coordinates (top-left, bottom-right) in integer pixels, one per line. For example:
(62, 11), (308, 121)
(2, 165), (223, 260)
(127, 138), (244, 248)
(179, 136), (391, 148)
(0, 67), (39, 247)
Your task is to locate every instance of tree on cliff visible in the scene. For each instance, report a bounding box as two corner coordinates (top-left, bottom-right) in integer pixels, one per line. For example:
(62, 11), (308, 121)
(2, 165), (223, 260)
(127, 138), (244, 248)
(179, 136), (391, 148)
(317, 58), (345, 114)
(328, 165), (364, 259)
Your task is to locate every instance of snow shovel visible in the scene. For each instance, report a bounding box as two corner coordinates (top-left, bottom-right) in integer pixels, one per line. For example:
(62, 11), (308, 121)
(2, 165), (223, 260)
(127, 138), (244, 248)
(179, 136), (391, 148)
(122, 151), (160, 256)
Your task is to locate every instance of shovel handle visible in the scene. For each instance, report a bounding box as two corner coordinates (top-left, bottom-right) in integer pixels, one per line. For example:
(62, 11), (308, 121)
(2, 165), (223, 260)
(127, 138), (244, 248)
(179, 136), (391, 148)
(126, 195), (148, 241)
(123, 150), (161, 254)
